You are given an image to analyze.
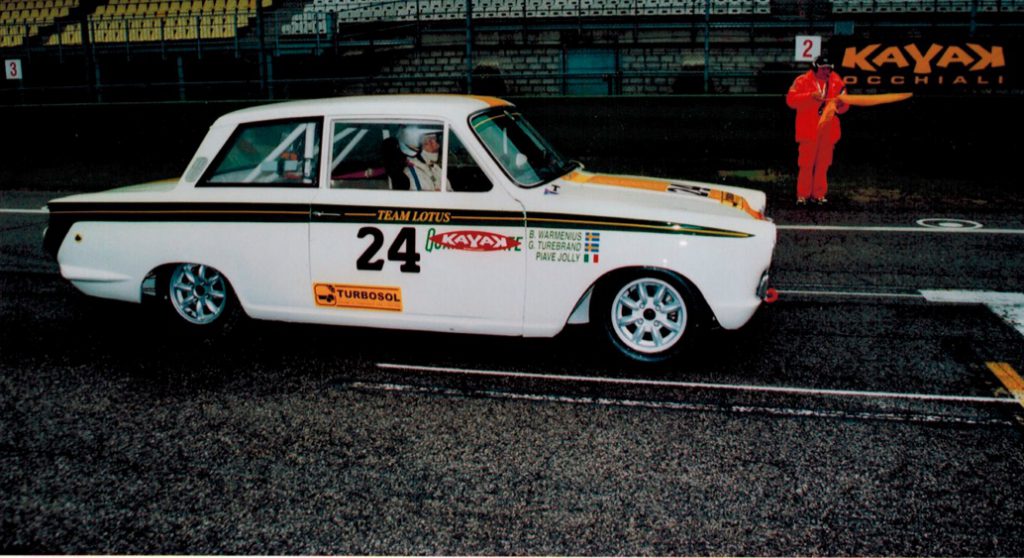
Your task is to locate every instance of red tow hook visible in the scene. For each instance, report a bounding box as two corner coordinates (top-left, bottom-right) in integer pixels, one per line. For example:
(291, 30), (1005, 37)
(763, 288), (779, 304)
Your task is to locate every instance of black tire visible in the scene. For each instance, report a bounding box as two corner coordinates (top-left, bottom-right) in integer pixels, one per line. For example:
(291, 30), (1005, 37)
(592, 270), (699, 363)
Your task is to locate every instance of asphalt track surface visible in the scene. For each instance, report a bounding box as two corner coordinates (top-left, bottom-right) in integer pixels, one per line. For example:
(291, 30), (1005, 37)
(2, 190), (1024, 555)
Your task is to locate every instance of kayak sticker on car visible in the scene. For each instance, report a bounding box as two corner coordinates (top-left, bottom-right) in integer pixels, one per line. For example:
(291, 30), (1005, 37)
(426, 229), (522, 252)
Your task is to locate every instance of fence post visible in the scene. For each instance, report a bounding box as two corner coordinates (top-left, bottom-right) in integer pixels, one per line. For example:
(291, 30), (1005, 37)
(257, 1), (268, 98)
(177, 55), (186, 101)
(465, 0), (473, 94)
(703, 0), (711, 93)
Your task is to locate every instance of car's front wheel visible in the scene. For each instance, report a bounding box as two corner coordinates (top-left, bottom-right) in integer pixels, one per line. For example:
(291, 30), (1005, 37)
(166, 263), (239, 329)
(595, 272), (696, 363)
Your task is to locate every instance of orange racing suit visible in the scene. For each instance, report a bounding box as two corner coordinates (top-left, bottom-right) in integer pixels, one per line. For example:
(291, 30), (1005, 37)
(786, 70), (848, 201)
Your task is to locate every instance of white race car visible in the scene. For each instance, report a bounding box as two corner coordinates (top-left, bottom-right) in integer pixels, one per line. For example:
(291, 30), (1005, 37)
(45, 95), (776, 362)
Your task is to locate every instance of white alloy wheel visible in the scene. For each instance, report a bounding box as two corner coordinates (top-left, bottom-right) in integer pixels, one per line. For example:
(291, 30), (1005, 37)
(608, 276), (688, 357)
(168, 263), (230, 325)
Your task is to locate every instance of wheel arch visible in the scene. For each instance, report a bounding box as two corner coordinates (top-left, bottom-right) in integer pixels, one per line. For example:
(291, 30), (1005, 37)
(141, 262), (247, 317)
(567, 266), (716, 328)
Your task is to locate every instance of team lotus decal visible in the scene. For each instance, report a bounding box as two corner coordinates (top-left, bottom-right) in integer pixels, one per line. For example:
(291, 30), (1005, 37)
(428, 230), (522, 252)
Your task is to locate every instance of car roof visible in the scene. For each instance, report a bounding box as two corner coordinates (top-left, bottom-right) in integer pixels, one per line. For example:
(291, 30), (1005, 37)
(212, 94), (513, 127)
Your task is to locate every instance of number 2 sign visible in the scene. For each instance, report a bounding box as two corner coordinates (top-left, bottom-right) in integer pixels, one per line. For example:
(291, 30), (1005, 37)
(5, 59), (22, 80)
(794, 36), (821, 63)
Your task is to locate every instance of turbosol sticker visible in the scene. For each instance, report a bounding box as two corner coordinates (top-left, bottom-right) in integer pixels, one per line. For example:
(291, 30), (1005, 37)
(427, 230), (522, 252)
(314, 283), (403, 312)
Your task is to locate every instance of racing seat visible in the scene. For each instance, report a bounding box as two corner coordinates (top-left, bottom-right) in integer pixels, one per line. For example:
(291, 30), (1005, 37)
(382, 137), (411, 190)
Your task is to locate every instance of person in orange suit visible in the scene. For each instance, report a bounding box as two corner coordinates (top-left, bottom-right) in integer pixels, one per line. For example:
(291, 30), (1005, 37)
(786, 55), (848, 205)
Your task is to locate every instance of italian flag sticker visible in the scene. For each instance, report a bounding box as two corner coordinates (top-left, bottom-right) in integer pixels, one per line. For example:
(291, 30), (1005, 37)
(584, 231), (601, 264)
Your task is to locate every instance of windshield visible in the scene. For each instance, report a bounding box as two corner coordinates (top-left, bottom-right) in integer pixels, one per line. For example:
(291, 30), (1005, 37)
(470, 109), (575, 187)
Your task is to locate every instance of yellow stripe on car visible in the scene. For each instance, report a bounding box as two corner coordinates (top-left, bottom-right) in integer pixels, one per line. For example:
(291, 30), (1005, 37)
(564, 171), (765, 220)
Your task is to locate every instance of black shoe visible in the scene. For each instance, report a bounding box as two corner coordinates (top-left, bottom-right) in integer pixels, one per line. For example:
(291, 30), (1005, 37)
(796, 198), (807, 206)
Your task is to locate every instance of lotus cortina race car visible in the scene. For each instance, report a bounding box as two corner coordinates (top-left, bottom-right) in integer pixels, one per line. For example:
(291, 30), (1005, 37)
(45, 95), (776, 362)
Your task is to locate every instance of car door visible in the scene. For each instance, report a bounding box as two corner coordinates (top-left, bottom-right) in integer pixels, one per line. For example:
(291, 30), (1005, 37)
(190, 117), (323, 318)
(309, 118), (527, 335)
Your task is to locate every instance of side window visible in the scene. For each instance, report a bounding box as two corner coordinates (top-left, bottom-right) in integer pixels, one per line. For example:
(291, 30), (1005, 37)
(329, 122), (394, 190)
(202, 119), (321, 187)
(329, 120), (445, 192)
(447, 133), (493, 193)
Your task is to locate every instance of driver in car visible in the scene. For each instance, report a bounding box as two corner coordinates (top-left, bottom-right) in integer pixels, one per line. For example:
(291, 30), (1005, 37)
(398, 126), (444, 191)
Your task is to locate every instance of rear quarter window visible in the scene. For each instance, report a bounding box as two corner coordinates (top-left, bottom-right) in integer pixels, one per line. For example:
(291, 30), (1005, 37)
(201, 119), (323, 187)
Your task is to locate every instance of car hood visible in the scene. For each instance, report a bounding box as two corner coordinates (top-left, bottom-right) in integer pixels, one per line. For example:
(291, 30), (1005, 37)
(48, 178), (180, 205)
(547, 170), (768, 220)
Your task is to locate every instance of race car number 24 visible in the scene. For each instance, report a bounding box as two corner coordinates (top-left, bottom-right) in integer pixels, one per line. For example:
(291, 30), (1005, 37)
(357, 226), (421, 273)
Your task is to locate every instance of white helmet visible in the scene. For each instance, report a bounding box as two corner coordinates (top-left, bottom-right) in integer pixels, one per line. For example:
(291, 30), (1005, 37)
(397, 125), (441, 157)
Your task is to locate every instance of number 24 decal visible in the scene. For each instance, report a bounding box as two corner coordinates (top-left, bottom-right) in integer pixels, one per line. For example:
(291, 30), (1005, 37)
(357, 226), (421, 273)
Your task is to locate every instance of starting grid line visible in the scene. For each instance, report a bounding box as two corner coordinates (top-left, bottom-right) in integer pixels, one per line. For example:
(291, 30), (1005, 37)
(348, 380), (1015, 427)
(778, 288), (1024, 337)
(0, 208), (49, 215)
(376, 363), (1018, 406)
(777, 224), (1024, 235)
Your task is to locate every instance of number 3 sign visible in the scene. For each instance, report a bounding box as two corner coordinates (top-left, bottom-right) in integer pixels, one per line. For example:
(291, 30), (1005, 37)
(5, 59), (22, 80)
(794, 36), (821, 63)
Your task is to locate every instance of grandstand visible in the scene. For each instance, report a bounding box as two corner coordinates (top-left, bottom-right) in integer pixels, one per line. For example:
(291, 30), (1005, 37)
(0, 0), (271, 47)
(283, 0), (771, 34)
(0, 0), (1021, 103)
(3, 0), (1021, 48)
(72, 0), (265, 45)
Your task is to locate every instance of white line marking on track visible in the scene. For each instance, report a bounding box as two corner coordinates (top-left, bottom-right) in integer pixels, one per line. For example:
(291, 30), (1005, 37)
(920, 290), (1024, 305)
(348, 381), (1015, 427)
(778, 289), (924, 300)
(0, 208), (48, 215)
(778, 289), (1024, 338)
(777, 224), (1024, 235)
(376, 363), (1016, 405)
(921, 290), (1024, 336)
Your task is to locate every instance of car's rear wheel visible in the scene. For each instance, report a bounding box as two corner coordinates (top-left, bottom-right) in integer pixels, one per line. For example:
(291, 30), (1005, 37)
(166, 263), (238, 329)
(596, 272), (695, 363)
